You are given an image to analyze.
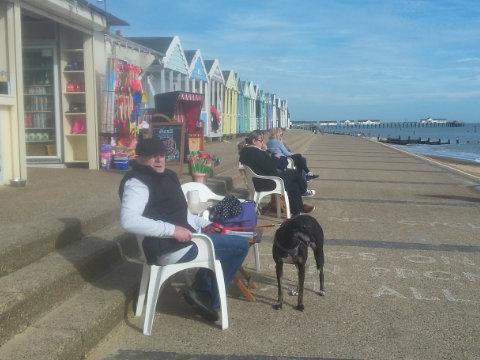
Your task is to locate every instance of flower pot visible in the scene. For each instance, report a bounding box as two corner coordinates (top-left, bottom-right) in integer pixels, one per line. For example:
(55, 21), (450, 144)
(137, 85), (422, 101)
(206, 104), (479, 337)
(192, 172), (207, 183)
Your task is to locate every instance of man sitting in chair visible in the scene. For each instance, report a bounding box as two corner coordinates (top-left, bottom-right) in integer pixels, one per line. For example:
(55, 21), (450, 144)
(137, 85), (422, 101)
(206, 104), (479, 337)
(239, 130), (315, 216)
(119, 138), (249, 322)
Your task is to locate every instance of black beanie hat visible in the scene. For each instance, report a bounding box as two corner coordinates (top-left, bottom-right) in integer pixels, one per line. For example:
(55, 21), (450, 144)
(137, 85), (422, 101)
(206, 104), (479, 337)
(136, 138), (167, 156)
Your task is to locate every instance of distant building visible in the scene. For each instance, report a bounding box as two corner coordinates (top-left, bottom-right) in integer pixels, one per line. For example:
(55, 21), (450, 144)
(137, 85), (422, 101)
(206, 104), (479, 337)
(358, 119), (381, 125)
(420, 117), (447, 124)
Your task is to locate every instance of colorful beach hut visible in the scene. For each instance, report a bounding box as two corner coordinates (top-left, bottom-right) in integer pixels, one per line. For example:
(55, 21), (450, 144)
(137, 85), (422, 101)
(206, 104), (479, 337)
(204, 59), (225, 138)
(236, 79), (249, 134)
(280, 99), (288, 128)
(274, 97), (281, 128)
(222, 70), (238, 137)
(248, 82), (257, 131)
(128, 36), (190, 108)
(184, 49), (209, 135)
(256, 89), (267, 130)
(267, 93), (274, 129)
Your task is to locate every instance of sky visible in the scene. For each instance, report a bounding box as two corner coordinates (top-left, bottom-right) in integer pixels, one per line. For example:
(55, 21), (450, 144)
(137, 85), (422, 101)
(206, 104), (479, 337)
(100, 0), (480, 123)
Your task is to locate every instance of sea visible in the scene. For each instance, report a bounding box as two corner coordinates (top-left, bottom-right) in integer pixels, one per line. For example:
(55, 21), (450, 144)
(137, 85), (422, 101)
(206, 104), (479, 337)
(322, 123), (480, 164)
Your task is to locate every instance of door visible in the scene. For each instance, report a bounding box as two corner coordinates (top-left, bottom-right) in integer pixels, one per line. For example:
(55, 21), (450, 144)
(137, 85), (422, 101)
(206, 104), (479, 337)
(23, 46), (61, 162)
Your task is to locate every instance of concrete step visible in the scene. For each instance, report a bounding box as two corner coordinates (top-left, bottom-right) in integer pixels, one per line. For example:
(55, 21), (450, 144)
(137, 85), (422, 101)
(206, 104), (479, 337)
(0, 260), (140, 360)
(0, 222), (137, 347)
(0, 209), (119, 279)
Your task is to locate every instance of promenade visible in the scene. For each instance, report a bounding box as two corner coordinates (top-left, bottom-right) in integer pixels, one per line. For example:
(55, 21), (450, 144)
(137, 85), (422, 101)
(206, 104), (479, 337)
(1, 131), (479, 360)
(89, 134), (480, 360)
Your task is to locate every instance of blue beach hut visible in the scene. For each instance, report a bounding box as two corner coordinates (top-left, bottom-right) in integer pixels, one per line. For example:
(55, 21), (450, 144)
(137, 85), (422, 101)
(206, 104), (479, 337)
(248, 82), (257, 131)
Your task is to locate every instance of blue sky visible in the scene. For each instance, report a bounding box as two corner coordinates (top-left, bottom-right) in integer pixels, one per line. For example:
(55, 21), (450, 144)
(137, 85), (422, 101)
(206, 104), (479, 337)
(102, 0), (479, 123)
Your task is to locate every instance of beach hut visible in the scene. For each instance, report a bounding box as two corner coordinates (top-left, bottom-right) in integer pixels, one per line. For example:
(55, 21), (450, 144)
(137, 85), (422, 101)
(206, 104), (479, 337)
(274, 97), (281, 128)
(184, 49), (209, 135)
(222, 70), (238, 137)
(236, 79), (249, 134)
(267, 93), (274, 129)
(280, 99), (288, 128)
(204, 59), (225, 138)
(256, 89), (267, 130)
(248, 82), (257, 131)
(127, 36), (190, 108)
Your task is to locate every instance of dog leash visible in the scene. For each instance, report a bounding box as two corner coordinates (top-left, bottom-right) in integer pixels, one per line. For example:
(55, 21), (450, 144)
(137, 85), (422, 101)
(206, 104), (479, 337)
(218, 223), (281, 234)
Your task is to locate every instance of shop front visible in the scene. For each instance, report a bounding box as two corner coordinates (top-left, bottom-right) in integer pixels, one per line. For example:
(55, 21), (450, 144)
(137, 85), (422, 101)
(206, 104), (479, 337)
(0, 0), (124, 185)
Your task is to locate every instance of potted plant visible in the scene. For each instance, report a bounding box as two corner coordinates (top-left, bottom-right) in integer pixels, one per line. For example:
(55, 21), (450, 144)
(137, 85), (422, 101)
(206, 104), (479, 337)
(188, 150), (220, 183)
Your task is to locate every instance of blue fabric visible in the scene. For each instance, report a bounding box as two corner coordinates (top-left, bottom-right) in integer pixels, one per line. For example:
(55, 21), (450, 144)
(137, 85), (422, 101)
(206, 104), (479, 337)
(177, 234), (249, 309)
(221, 200), (257, 228)
(266, 138), (293, 157)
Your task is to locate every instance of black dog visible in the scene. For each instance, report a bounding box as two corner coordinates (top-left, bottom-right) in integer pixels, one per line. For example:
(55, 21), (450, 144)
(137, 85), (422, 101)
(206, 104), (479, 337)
(272, 214), (325, 311)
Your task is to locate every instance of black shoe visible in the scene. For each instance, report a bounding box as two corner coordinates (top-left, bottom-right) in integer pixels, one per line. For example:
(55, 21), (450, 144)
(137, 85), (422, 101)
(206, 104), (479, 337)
(306, 174), (319, 181)
(183, 289), (219, 322)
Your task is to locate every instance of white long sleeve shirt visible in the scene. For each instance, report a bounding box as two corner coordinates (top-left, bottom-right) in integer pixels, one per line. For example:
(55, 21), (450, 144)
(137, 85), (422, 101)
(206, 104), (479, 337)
(120, 177), (211, 264)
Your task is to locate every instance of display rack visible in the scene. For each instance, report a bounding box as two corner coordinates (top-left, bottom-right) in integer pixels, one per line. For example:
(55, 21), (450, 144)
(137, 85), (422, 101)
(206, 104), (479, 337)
(60, 28), (88, 163)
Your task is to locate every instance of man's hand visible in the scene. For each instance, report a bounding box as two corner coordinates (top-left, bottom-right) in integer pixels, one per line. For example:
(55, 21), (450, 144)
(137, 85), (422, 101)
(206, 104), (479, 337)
(173, 225), (193, 242)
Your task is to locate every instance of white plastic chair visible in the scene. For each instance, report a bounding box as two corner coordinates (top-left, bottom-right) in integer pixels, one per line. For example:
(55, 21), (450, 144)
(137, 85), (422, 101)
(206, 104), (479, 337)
(241, 165), (291, 219)
(286, 157), (295, 169)
(135, 234), (228, 335)
(181, 182), (261, 272)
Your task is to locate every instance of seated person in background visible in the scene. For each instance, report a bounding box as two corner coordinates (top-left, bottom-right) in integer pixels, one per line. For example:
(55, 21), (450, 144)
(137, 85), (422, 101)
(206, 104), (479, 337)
(119, 138), (249, 322)
(239, 130), (315, 216)
(266, 128), (319, 181)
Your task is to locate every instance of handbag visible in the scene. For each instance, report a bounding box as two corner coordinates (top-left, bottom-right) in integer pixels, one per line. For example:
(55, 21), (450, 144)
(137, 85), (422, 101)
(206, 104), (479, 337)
(220, 200), (257, 229)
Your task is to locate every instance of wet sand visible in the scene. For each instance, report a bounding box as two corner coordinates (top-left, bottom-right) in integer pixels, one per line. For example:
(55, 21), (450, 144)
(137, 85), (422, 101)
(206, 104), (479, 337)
(424, 155), (480, 179)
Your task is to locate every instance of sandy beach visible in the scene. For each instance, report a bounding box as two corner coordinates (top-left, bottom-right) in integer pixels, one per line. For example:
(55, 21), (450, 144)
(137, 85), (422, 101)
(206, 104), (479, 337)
(424, 155), (480, 179)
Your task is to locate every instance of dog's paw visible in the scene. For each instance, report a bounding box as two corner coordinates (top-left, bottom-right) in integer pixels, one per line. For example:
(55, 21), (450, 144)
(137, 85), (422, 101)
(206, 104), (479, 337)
(295, 304), (304, 312)
(272, 303), (283, 310)
(317, 290), (326, 296)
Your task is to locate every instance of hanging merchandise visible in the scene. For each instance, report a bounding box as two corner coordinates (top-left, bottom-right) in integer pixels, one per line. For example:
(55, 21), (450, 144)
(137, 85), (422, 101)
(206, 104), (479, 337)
(210, 105), (221, 132)
(100, 59), (145, 170)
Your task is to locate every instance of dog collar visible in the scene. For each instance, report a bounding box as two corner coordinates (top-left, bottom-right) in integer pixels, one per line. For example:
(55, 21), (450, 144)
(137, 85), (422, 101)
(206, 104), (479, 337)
(274, 238), (300, 257)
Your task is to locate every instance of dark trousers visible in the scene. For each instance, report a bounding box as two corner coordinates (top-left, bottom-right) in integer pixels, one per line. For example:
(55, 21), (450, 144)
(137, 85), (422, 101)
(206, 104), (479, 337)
(279, 169), (307, 215)
(178, 233), (249, 309)
(290, 153), (310, 175)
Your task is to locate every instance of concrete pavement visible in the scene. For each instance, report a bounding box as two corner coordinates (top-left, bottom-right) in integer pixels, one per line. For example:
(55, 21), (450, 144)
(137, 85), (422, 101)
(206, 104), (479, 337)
(87, 134), (480, 360)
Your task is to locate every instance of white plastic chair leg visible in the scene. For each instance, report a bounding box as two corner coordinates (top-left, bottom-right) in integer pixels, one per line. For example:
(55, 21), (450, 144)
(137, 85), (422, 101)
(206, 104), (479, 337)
(253, 243), (260, 272)
(213, 260), (229, 330)
(135, 264), (150, 317)
(275, 194), (281, 218)
(284, 193), (291, 219)
(143, 265), (166, 336)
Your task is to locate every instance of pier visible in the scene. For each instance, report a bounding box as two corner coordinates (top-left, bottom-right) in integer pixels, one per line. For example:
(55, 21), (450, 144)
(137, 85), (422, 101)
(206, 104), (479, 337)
(292, 120), (465, 131)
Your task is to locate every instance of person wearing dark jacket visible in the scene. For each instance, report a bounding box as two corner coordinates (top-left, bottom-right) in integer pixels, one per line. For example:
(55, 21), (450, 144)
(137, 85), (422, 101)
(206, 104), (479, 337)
(239, 130), (315, 216)
(119, 138), (248, 322)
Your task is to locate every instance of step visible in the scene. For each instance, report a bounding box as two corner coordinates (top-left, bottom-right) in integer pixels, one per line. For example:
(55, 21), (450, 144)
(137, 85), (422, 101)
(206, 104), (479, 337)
(0, 260), (140, 360)
(0, 222), (137, 346)
(0, 208), (119, 279)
